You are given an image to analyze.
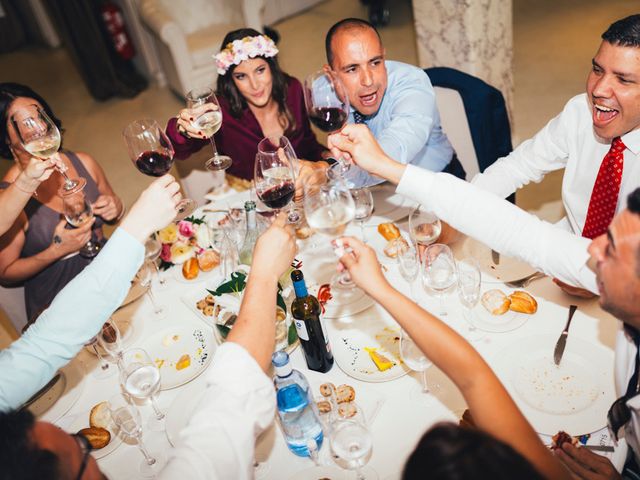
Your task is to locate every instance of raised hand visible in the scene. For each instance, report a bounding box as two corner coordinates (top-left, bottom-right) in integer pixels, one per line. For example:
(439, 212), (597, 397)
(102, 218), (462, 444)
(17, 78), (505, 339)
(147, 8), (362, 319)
(175, 103), (219, 140)
(251, 212), (297, 280)
(52, 217), (95, 256)
(554, 442), (621, 480)
(92, 194), (123, 222)
(335, 236), (389, 295)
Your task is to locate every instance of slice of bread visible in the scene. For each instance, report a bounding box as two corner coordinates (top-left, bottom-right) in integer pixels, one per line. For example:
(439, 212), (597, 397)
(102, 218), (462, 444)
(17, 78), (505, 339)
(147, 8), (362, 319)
(89, 401), (111, 430)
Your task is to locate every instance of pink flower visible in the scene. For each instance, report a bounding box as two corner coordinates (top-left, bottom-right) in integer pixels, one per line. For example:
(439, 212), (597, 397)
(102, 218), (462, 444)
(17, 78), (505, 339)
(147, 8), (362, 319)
(160, 243), (172, 262)
(178, 220), (196, 238)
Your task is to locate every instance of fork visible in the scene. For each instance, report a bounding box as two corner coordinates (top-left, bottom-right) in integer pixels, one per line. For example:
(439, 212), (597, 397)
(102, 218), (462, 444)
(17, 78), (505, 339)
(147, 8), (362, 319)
(504, 271), (546, 289)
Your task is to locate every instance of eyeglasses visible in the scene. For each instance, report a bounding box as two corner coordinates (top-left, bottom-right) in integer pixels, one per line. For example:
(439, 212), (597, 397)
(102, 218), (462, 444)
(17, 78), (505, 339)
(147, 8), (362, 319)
(71, 432), (93, 480)
(607, 393), (637, 443)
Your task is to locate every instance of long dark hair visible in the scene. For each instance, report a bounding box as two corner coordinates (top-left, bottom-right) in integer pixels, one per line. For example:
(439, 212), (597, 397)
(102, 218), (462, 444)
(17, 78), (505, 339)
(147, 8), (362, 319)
(402, 423), (544, 480)
(215, 28), (297, 135)
(0, 83), (64, 160)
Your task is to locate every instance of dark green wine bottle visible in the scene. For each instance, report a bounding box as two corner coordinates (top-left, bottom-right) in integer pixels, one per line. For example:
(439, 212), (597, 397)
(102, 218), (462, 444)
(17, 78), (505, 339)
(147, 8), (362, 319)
(290, 269), (333, 373)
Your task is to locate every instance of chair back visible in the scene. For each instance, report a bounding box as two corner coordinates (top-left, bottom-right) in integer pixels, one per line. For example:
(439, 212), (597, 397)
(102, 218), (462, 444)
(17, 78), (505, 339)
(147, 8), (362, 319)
(0, 284), (28, 333)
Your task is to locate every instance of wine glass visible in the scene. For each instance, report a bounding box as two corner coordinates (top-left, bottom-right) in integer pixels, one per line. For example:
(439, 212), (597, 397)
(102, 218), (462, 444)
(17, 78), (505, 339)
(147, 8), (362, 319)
(119, 348), (165, 431)
(61, 188), (101, 258)
(108, 393), (166, 477)
(329, 404), (378, 480)
(10, 104), (86, 197)
(422, 244), (457, 317)
(457, 259), (485, 342)
(399, 328), (439, 401)
(144, 235), (165, 286)
(136, 262), (164, 317)
(254, 135), (299, 224)
(86, 337), (116, 379)
(185, 87), (232, 171)
(97, 318), (124, 362)
(396, 241), (419, 299)
(408, 205), (441, 259)
(351, 188), (374, 242)
(122, 118), (196, 220)
(303, 69), (350, 175)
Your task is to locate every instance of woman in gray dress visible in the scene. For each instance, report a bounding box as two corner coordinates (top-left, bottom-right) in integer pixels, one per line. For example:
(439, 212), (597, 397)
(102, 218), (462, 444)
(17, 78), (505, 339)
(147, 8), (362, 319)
(0, 83), (123, 321)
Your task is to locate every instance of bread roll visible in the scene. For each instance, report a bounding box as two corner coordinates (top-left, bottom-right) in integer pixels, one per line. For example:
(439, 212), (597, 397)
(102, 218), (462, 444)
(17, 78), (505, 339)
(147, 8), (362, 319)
(78, 427), (110, 449)
(197, 250), (220, 272)
(383, 237), (409, 258)
(481, 289), (511, 315)
(89, 401), (110, 429)
(336, 384), (356, 404)
(508, 290), (538, 314)
(182, 257), (199, 280)
(377, 223), (401, 241)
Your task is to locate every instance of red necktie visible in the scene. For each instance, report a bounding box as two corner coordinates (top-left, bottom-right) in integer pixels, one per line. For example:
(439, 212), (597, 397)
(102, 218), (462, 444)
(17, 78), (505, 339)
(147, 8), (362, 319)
(582, 137), (626, 239)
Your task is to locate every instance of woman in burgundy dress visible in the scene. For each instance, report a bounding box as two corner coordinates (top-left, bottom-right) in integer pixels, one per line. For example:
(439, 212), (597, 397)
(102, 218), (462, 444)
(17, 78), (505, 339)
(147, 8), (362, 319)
(166, 28), (330, 184)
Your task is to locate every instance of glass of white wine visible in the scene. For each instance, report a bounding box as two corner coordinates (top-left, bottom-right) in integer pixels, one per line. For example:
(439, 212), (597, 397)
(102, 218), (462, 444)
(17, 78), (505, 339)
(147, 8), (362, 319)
(408, 205), (441, 258)
(457, 258), (485, 342)
(10, 104), (86, 196)
(186, 87), (231, 171)
(61, 188), (101, 258)
(351, 187), (374, 242)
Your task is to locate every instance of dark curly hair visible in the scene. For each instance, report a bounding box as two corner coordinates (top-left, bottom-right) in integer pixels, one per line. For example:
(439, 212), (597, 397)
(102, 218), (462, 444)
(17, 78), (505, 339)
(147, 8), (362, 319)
(0, 410), (63, 480)
(402, 423), (544, 480)
(602, 14), (640, 48)
(0, 83), (64, 160)
(215, 28), (296, 135)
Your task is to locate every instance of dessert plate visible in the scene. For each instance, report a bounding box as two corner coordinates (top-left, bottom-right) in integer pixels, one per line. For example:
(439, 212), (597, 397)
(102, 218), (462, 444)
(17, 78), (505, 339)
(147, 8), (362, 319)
(467, 302), (529, 333)
(138, 327), (214, 390)
(68, 412), (122, 459)
(460, 237), (536, 285)
(492, 335), (615, 435)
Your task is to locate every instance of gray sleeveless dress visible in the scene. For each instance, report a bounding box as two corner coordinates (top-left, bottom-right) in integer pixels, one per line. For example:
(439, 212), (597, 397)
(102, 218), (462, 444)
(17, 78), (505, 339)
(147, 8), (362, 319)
(0, 151), (105, 320)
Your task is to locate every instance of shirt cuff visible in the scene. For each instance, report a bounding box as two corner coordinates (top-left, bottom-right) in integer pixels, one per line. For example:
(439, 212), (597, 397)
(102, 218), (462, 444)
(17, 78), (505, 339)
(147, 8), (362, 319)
(397, 164), (436, 200)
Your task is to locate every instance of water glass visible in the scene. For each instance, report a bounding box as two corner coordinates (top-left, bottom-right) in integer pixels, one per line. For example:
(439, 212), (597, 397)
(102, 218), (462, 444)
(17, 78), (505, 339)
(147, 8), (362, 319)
(351, 187), (374, 242)
(422, 243), (457, 316)
(457, 259), (484, 342)
(329, 404), (377, 480)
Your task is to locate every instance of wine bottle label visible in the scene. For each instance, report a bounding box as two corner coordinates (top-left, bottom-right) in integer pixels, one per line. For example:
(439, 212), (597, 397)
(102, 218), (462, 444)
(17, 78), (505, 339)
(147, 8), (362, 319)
(320, 317), (330, 349)
(294, 319), (310, 341)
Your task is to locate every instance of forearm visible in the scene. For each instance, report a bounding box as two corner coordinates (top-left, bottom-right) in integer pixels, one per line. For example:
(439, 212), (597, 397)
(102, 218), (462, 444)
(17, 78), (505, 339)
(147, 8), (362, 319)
(227, 273), (278, 372)
(0, 183), (35, 236)
(0, 245), (67, 283)
(166, 117), (207, 160)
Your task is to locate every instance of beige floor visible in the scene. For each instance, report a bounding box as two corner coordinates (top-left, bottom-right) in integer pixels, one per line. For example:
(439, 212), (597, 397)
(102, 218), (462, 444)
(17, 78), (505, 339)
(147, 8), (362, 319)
(0, 0), (636, 342)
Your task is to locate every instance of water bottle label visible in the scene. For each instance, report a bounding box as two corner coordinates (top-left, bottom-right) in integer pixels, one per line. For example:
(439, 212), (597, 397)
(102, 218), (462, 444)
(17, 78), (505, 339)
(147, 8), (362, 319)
(294, 319), (309, 341)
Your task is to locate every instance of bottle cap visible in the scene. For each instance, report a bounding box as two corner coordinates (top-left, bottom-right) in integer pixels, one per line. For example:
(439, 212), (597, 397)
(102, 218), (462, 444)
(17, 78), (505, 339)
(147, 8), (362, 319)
(272, 350), (289, 367)
(290, 269), (304, 282)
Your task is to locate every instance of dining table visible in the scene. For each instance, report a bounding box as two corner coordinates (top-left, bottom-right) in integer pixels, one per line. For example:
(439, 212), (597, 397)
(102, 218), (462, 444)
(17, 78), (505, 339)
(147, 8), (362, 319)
(38, 184), (625, 480)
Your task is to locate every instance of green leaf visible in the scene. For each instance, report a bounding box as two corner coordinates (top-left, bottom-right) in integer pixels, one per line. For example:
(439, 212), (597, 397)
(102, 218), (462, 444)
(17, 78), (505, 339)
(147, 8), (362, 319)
(287, 321), (298, 345)
(184, 215), (205, 225)
(276, 291), (287, 315)
(216, 324), (230, 340)
(159, 259), (172, 271)
(211, 271), (247, 296)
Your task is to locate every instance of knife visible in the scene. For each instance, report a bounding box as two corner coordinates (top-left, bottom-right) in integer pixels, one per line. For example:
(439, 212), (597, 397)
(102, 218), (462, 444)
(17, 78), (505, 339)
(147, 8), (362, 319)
(584, 445), (615, 452)
(491, 249), (500, 265)
(553, 305), (578, 365)
(20, 372), (63, 410)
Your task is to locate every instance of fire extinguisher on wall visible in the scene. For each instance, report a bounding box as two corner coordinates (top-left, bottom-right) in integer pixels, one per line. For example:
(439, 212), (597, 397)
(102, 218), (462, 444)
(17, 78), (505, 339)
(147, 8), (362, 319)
(100, 0), (135, 60)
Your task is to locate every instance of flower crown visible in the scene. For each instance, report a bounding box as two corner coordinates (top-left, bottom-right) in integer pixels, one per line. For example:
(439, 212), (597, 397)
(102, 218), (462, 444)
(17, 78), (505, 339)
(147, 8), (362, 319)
(214, 35), (279, 75)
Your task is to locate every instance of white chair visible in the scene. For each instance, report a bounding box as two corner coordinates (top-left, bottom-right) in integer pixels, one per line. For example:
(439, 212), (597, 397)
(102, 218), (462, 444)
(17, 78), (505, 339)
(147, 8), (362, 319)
(433, 86), (480, 179)
(0, 284), (28, 334)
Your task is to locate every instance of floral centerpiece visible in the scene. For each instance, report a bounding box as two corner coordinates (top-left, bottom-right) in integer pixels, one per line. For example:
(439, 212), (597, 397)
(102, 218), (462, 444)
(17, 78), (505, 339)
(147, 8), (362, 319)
(157, 216), (212, 270)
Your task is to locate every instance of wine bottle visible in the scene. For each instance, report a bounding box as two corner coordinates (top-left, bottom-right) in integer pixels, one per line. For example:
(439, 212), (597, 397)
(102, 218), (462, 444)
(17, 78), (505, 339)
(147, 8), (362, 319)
(290, 269), (333, 373)
(238, 201), (258, 265)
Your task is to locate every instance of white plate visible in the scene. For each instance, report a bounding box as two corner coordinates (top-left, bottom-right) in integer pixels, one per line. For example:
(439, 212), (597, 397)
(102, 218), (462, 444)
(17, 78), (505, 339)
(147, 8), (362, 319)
(172, 263), (224, 284)
(120, 281), (148, 309)
(68, 411), (122, 459)
(460, 237), (537, 284)
(181, 288), (218, 328)
(30, 360), (86, 422)
(492, 335), (615, 435)
(469, 302), (529, 333)
(331, 320), (410, 382)
(138, 327), (214, 390)
(367, 182), (418, 225)
(361, 223), (412, 265)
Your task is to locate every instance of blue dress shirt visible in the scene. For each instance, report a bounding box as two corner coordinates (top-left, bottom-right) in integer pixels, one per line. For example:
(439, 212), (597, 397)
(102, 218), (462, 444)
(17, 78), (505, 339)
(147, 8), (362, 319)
(0, 228), (143, 411)
(345, 60), (454, 187)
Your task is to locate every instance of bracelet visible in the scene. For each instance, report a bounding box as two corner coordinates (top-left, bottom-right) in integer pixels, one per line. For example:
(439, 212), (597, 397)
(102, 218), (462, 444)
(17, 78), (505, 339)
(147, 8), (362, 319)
(12, 180), (37, 195)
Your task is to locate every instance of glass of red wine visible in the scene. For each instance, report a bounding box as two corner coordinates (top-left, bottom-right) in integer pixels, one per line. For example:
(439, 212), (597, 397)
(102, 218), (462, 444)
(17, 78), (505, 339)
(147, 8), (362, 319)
(303, 69), (350, 175)
(123, 119), (196, 221)
(254, 135), (299, 224)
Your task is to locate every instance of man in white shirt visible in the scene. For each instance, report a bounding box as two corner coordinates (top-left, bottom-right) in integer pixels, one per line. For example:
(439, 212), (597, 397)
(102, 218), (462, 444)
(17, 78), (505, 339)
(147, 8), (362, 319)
(0, 214), (296, 480)
(472, 14), (640, 296)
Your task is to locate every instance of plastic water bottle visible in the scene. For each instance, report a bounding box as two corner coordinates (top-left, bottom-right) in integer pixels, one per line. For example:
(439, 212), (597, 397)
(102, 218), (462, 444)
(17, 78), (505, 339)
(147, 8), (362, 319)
(272, 350), (324, 457)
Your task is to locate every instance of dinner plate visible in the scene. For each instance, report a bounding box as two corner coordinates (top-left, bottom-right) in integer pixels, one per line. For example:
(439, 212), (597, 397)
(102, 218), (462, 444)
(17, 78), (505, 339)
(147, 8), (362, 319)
(68, 411), (122, 459)
(467, 302), (529, 333)
(331, 319), (410, 382)
(459, 237), (537, 284)
(30, 360), (86, 422)
(138, 326), (214, 390)
(366, 182), (418, 225)
(492, 335), (615, 435)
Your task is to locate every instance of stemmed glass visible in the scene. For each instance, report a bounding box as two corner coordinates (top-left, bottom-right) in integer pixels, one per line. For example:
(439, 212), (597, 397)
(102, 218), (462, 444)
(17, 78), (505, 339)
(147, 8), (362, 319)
(351, 188), (374, 242)
(86, 336), (116, 379)
(399, 329), (439, 400)
(123, 118), (196, 220)
(422, 244), (457, 317)
(10, 104), (86, 196)
(108, 393), (166, 477)
(185, 87), (232, 171)
(97, 318), (125, 364)
(457, 259), (484, 342)
(254, 135), (299, 224)
(397, 241), (420, 299)
(119, 348), (165, 431)
(303, 69), (350, 175)
(137, 262), (163, 317)
(409, 205), (441, 259)
(329, 404), (377, 480)
(61, 188), (101, 258)
(144, 235), (165, 287)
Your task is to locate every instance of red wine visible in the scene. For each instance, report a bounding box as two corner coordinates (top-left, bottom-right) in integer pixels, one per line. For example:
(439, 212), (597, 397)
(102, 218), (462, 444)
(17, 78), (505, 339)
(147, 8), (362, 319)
(309, 107), (347, 132)
(259, 182), (295, 209)
(135, 150), (173, 176)
(291, 269), (333, 373)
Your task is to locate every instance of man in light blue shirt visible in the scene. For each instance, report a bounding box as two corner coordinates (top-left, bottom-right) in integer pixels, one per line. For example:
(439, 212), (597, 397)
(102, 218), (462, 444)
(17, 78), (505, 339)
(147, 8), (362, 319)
(0, 175), (182, 411)
(324, 18), (462, 187)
